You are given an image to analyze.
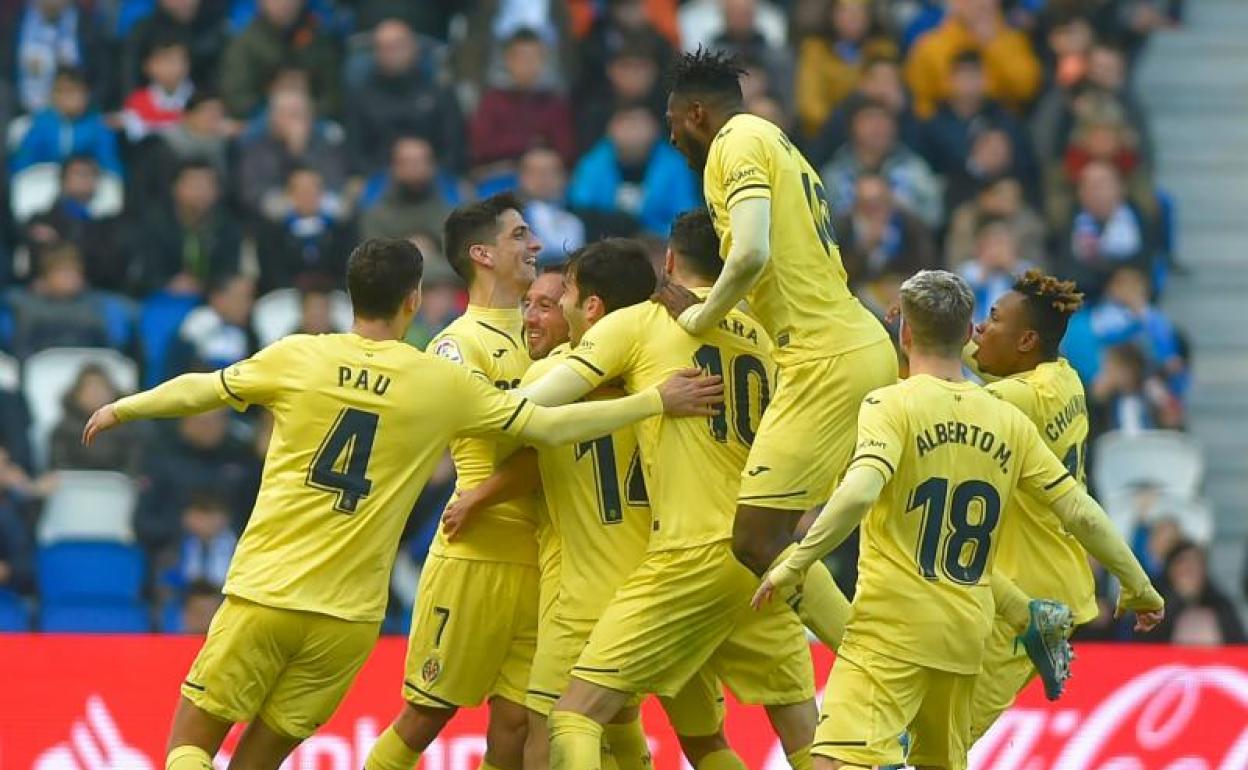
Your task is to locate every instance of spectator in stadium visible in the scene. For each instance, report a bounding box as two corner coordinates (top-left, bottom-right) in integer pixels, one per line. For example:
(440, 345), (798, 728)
(918, 50), (1037, 207)
(127, 91), (232, 214)
(1157, 540), (1246, 645)
(294, 282), (337, 335)
(944, 175), (1046, 266)
(806, 56), (923, 171)
(236, 86), (348, 218)
(4, 243), (112, 359)
(10, 68), (122, 176)
(48, 363), (145, 475)
(1088, 343), (1183, 435)
(345, 17), (464, 175)
(709, 0), (795, 110)
(255, 166), (353, 293)
(218, 0), (342, 119)
(1090, 266), (1189, 400)
(167, 273), (257, 374)
(820, 98), (943, 228)
(134, 408), (254, 556)
(454, 0), (578, 97)
(120, 0), (229, 96)
(576, 35), (665, 154)
(162, 491), (238, 594)
(832, 173), (937, 289)
(956, 215), (1034, 324)
(119, 34), (193, 142)
(178, 578), (224, 635)
(359, 136), (453, 242)
(471, 28), (574, 174)
(404, 246), (464, 351)
(22, 155), (127, 292)
(4, 0), (109, 114)
(578, 0), (674, 103)
(904, 0), (1043, 119)
(679, 0), (787, 53)
(567, 101), (698, 236)
(1084, 42), (1154, 163)
(517, 146), (585, 266)
(794, 0), (898, 139)
(1056, 161), (1155, 301)
(131, 159), (241, 296)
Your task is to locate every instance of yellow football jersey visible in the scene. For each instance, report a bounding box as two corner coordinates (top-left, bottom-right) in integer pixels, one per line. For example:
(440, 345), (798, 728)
(523, 345), (651, 620)
(702, 113), (886, 367)
(212, 333), (537, 622)
(428, 305), (538, 564)
(563, 292), (775, 551)
(844, 375), (1078, 674)
(986, 359), (1098, 624)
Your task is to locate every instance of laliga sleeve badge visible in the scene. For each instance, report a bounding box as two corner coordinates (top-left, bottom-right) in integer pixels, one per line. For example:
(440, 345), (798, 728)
(434, 339), (464, 364)
(421, 655), (442, 684)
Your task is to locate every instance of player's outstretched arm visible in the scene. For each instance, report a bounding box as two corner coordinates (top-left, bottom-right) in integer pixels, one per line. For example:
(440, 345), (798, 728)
(442, 448), (540, 541)
(1050, 488), (1165, 632)
(655, 198), (771, 335)
(515, 363), (597, 406)
(752, 465), (884, 609)
(82, 372), (226, 446)
(518, 369), (722, 447)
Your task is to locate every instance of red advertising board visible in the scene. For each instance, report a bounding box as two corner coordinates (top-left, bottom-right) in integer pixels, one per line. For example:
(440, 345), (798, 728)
(1, 636), (1245, 770)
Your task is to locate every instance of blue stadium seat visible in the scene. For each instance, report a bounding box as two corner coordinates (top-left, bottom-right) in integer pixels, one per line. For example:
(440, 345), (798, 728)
(138, 292), (199, 387)
(37, 542), (145, 603)
(160, 598), (184, 633)
(0, 589), (31, 631)
(41, 603), (150, 633)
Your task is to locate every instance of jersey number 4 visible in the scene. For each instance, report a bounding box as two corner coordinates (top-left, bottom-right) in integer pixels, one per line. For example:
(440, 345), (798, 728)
(907, 476), (1002, 585)
(307, 407), (379, 514)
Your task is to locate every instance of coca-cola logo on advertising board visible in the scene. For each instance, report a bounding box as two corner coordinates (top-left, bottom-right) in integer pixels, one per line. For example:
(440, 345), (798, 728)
(0, 637), (1245, 770)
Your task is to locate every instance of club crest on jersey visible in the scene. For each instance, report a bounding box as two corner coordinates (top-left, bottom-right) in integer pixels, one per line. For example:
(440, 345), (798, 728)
(421, 655), (442, 684)
(433, 339), (463, 364)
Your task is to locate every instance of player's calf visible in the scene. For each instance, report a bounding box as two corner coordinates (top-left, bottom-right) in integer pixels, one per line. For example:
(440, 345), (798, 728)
(483, 696), (530, 770)
(366, 703), (456, 770)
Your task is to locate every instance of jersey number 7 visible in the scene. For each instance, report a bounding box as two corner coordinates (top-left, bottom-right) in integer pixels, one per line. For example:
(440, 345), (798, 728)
(307, 407), (379, 514)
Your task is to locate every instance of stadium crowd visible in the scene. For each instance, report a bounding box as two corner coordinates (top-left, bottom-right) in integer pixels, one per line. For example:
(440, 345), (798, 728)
(0, 0), (1238, 644)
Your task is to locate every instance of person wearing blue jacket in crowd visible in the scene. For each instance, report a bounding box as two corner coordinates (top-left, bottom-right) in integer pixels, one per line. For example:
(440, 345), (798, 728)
(11, 68), (123, 176)
(568, 101), (698, 236)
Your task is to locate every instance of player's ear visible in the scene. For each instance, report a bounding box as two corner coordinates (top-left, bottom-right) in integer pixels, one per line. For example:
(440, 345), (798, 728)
(585, 295), (606, 324)
(407, 285), (422, 316)
(1018, 329), (1040, 354)
(468, 243), (493, 270)
(663, 248), (675, 277)
(898, 318), (912, 351)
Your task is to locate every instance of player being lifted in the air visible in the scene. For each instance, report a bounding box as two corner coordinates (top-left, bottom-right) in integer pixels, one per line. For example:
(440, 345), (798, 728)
(82, 237), (721, 770)
(755, 270), (1163, 770)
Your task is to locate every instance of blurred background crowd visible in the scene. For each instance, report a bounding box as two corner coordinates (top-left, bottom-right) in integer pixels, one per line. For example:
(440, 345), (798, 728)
(0, 0), (1238, 645)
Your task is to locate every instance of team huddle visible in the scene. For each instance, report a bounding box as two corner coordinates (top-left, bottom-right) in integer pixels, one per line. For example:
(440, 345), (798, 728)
(82, 50), (1165, 770)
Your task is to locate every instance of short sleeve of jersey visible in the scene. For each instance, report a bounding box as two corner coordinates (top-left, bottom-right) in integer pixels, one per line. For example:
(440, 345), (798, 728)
(454, 365), (535, 439)
(846, 390), (904, 484)
(214, 336), (298, 410)
(430, 333), (489, 381)
(1016, 413), (1079, 505)
(562, 311), (637, 388)
(717, 126), (773, 209)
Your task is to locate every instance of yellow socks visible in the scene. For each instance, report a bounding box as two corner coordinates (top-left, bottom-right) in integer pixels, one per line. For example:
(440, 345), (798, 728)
(786, 745), (813, 770)
(550, 710), (604, 770)
(991, 573), (1033, 634)
(365, 726), (422, 770)
(603, 719), (650, 770)
(770, 544), (853, 650)
(166, 746), (213, 770)
(698, 748), (748, 770)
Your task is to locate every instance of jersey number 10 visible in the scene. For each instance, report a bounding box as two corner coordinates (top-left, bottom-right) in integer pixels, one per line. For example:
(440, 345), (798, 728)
(692, 345), (770, 445)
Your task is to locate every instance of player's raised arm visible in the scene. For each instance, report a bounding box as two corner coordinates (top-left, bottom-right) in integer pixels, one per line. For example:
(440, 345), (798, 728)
(515, 362), (598, 406)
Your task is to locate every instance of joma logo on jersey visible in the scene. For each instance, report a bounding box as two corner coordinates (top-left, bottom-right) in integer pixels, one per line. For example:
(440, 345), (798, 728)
(337, 366), (391, 395)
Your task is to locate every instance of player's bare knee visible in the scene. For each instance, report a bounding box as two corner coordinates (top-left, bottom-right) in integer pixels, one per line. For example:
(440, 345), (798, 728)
(730, 528), (775, 576)
(675, 730), (729, 766)
(553, 678), (627, 723)
(393, 702), (456, 750)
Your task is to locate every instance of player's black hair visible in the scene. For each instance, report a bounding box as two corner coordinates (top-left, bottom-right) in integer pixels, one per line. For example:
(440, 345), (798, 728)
(443, 192), (525, 284)
(565, 238), (656, 314)
(667, 47), (746, 107)
(346, 237), (424, 320)
(1013, 269), (1084, 359)
(668, 209), (722, 281)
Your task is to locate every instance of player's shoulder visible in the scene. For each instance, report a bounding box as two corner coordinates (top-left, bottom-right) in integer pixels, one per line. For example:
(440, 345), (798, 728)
(709, 306), (771, 354)
(521, 344), (571, 385)
(985, 373), (1037, 408)
(429, 317), (486, 365)
(859, 379), (908, 410)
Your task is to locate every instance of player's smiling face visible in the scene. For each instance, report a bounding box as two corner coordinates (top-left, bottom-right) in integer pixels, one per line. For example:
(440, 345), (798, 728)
(491, 208), (542, 290)
(523, 272), (570, 359)
(666, 93), (710, 171)
(973, 290), (1028, 376)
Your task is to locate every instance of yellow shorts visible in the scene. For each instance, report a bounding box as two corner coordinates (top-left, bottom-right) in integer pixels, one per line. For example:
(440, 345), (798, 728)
(572, 543), (813, 706)
(968, 616), (1044, 742)
(181, 596), (379, 739)
(404, 554), (538, 709)
(526, 610), (727, 737)
(739, 339), (898, 510)
(814, 642), (974, 770)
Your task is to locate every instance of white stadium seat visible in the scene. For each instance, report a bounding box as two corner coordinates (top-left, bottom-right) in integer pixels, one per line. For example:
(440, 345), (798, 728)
(5, 114), (32, 151)
(9, 163), (125, 224)
(23, 348), (138, 471)
(0, 351), (19, 393)
(252, 288), (353, 347)
(37, 470), (138, 544)
(1092, 429), (1204, 503)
